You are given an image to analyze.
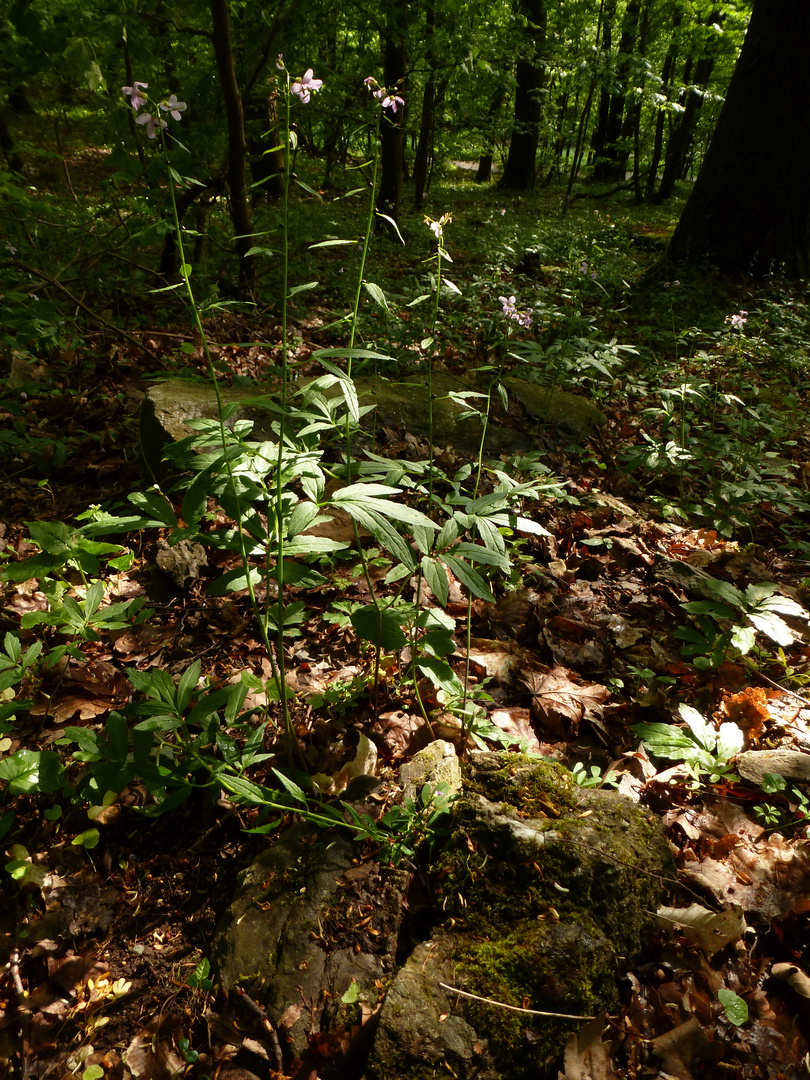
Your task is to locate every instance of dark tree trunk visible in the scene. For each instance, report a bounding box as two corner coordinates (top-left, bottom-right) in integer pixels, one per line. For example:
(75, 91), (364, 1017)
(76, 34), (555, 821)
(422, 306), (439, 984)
(657, 43), (716, 200)
(589, 0), (616, 173)
(413, 1), (437, 205)
(376, 9), (407, 228)
(592, 0), (641, 181)
(210, 0), (255, 287)
(0, 108), (23, 174)
(500, 0), (547, 191)
(475, 88), (505, 182)
(645, 10), (681, 197)
(666, 0), (810, 276)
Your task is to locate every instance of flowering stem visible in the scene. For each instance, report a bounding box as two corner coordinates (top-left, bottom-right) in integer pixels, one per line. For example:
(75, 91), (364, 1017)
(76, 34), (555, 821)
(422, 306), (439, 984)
(272, 78), (299, 765)
(156, 109), (300, 770)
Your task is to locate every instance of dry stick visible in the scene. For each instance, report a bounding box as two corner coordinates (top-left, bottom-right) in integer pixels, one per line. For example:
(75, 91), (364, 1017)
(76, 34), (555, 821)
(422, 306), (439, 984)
(10, 258), (161, 365)
(742, 659), (810, 708)
(438, 983), (596, 1022)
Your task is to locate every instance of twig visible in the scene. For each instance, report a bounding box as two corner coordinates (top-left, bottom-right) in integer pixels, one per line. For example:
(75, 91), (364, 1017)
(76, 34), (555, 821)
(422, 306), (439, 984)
(743, 660), (810, 708)
(438, 982), (595, 1022)
(8, 948), (27, 1004)
(10, 257), (162, 364)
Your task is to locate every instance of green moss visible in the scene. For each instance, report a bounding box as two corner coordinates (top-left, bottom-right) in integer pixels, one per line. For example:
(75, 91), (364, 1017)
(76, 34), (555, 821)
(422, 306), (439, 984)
(425, 756), (675, 1077)
(453, 920), (616, 1077)
(462, 752), (577, 816)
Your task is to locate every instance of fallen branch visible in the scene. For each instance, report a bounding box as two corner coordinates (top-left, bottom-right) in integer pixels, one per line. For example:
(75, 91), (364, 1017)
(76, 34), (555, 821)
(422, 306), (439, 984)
(9, 257), (161, 365)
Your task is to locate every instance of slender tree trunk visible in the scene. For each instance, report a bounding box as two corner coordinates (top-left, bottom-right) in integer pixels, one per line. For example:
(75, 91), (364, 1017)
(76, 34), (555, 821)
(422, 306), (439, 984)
(0, 108), (23, 174)
(590, 0), (617, 171)
(666, 0), (810, 276)
(413, 1), (436, 205)
(593, 0), (641, 181)
(210, 0), (255, 287)
(476, 88), (505, 182)
(500, 0), (547, 190)
(645, 10), (681, 197)
(658, 13), (719, 201)
(376, 8), (407, 229)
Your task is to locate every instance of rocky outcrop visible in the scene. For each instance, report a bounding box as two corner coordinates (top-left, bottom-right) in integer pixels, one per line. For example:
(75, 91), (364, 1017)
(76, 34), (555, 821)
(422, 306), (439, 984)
(140, 374), (607, 482)
(210, 753), (674, 1080)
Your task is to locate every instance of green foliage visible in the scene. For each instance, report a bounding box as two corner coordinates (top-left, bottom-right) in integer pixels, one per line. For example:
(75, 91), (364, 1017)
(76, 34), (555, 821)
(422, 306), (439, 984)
(717, 988), (748, 1027)
(753, 772), (810, 835)
(675, 578), (809, 670)
(632, 704), (743, 787)
(571, 762), (618, 789)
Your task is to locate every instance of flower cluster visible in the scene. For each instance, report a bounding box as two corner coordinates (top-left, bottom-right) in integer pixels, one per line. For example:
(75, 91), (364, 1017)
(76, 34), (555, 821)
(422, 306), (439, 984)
(424, 213), (452, 241)
(276, 56), (323, 104)
(499, 295), (533, 329)
(579, 259), (597, 280)
(364, 76), (404, 114)
(122, 82), (186, 139)
(725, 309), (748, 332)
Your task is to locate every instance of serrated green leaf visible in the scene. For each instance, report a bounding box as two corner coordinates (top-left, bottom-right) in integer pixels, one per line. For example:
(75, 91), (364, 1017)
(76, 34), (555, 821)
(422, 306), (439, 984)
(0, 749), (63, 794)
(363, 281), (390, 311)
(746, 611), (794, 647)
(271, 768), (309, 804)
(442, 554), (495, 602)
(206, 565), (264, 597)
(421, 556), (449, 607)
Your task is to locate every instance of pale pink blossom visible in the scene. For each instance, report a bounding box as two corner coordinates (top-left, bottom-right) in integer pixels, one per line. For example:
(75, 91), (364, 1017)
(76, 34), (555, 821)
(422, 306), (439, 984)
(290, 68), (323, 104)
(159, 94), (187, 121)
(135, 111), (167, 139)
(122, 82), (148, 111)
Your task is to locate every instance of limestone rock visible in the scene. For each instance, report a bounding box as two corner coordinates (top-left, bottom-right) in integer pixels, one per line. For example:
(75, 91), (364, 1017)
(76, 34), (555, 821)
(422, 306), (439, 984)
(211, 819), (409, 1069)
(737, 748), (810, 786)
(399, 739), (462, 801)
(140, 374), (606, 481)
(364, 752), (675, 1080)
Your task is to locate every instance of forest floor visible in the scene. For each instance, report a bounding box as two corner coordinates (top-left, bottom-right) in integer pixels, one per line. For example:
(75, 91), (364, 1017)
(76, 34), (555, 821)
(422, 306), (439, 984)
(2, 170), (810, 1080)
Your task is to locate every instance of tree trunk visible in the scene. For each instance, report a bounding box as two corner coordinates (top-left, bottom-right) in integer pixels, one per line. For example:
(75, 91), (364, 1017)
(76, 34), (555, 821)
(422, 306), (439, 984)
(666, 0), (810, 276)
(657, 43), (716, 200)
(645, 10), (681, 197)
(0, 108), (23, 174)
(500, 0), (547, 190)
(413, 1), (437, 205)
(589, 0), (616, 174)
(376, 8), (407, 229)
(475, 88), (505, 182)
(593, 0), (641, 181)
(210, 0), (255, 287)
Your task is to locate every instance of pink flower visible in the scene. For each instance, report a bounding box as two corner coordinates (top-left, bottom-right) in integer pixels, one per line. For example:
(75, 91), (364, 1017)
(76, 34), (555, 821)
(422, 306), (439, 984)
(159, 94), (187, 121)
(498, 294), (532, 328)
(725, 310), (748, 331)
(290, 68), (323, 104)
(381, 94), (404, 114)
(276, 54), (285, 70)
(135, 111), (168, 139)
(122, 82), (148, 111)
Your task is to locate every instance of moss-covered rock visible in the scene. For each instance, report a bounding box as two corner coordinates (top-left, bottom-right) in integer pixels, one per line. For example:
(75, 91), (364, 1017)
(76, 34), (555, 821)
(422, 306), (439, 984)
(364, 752), (675, 1080)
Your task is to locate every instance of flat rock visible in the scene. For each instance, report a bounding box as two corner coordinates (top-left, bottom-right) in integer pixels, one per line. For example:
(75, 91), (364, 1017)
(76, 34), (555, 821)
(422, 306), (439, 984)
(140, 374), (606, 482)
(737, 749), (810, 786)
